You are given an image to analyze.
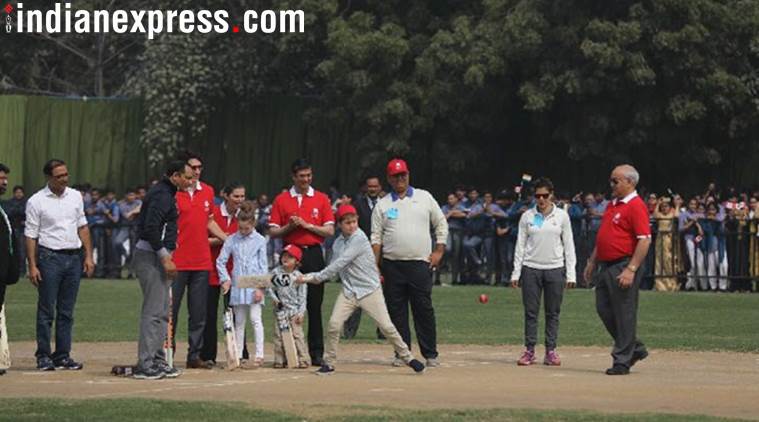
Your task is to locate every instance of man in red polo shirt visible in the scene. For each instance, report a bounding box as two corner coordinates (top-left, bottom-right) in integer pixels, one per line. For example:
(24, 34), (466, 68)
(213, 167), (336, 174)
(201, 181), (247, 365)
(171, 151), (229, 369)
(583, 164), (651, 376)
(269, 158), (335, 366)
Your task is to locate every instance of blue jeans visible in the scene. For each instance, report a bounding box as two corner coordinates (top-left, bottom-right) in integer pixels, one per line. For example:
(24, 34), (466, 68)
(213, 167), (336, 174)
(36, 247), (83, 361)
(497, 236), (516, 283)
(90, 225), (107, 277)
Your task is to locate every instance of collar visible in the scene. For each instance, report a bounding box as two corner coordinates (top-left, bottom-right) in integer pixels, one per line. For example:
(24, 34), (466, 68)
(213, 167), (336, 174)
(533, 203), (556, 217)
(188, 180), (203, 193)
(289, 186), (314, 197)
(44, 185), (69, 198)
(613, 191), (638, 205)
(391, 187), (414, 202)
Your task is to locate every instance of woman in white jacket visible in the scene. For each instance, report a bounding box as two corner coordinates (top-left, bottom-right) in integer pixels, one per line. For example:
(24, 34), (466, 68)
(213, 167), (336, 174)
(511, 177), (576, 367)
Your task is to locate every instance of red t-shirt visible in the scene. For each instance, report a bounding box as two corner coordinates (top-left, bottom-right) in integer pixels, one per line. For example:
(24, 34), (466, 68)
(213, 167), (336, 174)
(596, 193), (652, 262)
(174, 181), (215, 271)
(269, 187), (335, 246)
(209, 203), (239, 286)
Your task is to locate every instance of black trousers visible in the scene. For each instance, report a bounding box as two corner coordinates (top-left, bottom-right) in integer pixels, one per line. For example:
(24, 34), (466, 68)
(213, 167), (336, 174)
(299, 245), (326, 362)
(201, 284), (249, 362)
(382, 259), (438, 359)
(171, 270), (209, 362)
(594, 258), (647, 368)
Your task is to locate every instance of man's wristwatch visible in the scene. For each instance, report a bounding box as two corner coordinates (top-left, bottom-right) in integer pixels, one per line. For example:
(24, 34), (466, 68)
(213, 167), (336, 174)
(626, 264), (638, 273)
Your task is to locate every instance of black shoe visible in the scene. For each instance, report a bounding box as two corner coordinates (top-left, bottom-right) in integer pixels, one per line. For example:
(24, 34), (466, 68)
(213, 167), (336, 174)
(631, 349), (649, 367)
(0, 368), (6, 375)
(311, 358), (324, 367)
(133, 366), (165, 380)
(37, 357), (55, 371)
(186, 359), (213, 369)
(54, 357), (83, 370)
(408, 359), (425, 374)
(605, 365), (630, 375)
(315, 365), (334, 376)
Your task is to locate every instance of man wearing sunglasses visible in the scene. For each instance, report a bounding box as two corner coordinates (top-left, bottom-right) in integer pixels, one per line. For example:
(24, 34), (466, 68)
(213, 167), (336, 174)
(583, 165), (651, 375)
(511, 178), (576, 367)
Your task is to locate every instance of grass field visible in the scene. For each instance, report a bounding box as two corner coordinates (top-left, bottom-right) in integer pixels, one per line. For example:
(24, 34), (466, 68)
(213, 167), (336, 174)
(0, 398), (745, 422)
(3, 279), (758, 352)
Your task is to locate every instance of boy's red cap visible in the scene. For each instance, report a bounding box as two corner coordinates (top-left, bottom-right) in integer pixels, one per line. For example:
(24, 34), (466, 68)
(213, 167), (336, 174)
(386, 159), (409, 176)
(282, 244), (302, 262)
(336, 204), (358, 221)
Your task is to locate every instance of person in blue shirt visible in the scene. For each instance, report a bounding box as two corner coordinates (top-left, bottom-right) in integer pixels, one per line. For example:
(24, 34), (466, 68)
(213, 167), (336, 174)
(441, 192), (467, 284)
(216, 201), (269, 367)
(99, 189), (121, 278)
(85, 188), (108, 278)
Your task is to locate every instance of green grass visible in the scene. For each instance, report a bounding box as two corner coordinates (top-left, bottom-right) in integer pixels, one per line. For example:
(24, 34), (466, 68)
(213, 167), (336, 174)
(0, 399), (745, 422)
(4, 279), (758, 352)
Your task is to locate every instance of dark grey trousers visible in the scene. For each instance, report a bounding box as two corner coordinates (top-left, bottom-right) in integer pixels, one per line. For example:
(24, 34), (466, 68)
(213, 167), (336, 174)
(520, 267), (565, 350)
(594, 258), (647, 368)
(133, 249), (170, 371)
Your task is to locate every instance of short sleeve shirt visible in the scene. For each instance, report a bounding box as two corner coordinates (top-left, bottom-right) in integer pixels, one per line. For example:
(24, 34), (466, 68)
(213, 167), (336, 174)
(173, 181), (215, 271)
(595, 192), (651, 262)
(269, 186), (335, 246)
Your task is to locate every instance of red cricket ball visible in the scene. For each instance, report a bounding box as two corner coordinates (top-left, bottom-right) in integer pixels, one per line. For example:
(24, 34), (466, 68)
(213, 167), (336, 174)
(479, 294), (489, 304)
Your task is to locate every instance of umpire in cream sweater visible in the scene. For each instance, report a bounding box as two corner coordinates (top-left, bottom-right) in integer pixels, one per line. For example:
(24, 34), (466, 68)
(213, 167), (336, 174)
(371, 159), (448, 367)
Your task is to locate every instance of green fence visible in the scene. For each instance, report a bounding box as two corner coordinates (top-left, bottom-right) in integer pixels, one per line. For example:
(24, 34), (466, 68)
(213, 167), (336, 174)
(0, 95), (358, 196)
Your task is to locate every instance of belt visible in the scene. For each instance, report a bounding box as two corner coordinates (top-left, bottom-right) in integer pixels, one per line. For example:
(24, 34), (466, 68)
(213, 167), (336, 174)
(39, 246), (81, 255)
(598, 257), (630, 268)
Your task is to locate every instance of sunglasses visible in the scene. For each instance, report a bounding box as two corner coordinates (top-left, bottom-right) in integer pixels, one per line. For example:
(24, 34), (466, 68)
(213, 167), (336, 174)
(534, 193), (550, 199)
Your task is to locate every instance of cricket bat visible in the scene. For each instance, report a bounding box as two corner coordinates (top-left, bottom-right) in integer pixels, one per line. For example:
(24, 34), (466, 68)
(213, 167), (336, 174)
(276, 310), (298, 369)
(0, 304), (10, 369)
(236, 274), (273, 289)
(223, 307), (240, 370)
(163, 287), (174, 368)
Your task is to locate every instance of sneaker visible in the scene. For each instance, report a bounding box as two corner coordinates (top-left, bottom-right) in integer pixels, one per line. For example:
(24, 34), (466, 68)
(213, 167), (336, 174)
(517, 349), (536, 366)
(133, 366), (166, 380)
(157, 363), (182, 379)
(605, 365), (630, 375)
(425, 358), (440, 368)
(543, 350), (561, 366)
(37, 357), (55, 371)
(186, 359), (213, 369)
(273, 362), (285, 369)
(408, 359), (425, 374)
(315, 365), (335, 376)
(392, 357), (405, 367)
(54, 357), (84, 370)
(631, 349), (649, 367)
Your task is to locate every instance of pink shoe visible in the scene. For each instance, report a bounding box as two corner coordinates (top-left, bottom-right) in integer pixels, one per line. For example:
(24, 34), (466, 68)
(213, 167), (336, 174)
(517, 349), (536, 366)
(544, 350), (561, 366)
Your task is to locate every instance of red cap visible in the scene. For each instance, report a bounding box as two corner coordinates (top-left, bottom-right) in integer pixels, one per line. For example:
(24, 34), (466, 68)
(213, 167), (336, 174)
(336, 204), (358, 221)
(282, 244), (302, 262)
(387, 159), (409, 176)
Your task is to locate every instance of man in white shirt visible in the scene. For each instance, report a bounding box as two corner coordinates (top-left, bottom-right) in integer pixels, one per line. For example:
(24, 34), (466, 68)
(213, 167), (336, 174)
(25, 159), (94, 371)
(511, 177), (576, 367)
(371, 159), (448, 368)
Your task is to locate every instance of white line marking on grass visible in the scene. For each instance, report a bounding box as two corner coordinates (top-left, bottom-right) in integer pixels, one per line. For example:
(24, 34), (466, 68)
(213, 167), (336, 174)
(87, 376), (305, 399)
(369, 388), (404, 392)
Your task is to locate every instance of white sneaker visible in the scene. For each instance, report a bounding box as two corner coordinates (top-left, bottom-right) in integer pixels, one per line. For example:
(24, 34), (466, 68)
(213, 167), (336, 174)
(426, 358), (440, 368)
(392, 357), (405, 367)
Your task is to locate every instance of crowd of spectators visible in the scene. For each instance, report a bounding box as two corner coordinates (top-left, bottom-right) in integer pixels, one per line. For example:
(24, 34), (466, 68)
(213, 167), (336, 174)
(3, 179), (757, 293)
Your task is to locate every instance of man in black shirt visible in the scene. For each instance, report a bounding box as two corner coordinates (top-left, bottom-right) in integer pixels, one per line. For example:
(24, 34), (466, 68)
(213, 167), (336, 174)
(132, 161), (193, 380)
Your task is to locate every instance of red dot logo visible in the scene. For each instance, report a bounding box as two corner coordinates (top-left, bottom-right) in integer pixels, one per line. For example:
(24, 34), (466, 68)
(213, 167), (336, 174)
(232, 25), (240, 33)
(4, 3), (13, 14)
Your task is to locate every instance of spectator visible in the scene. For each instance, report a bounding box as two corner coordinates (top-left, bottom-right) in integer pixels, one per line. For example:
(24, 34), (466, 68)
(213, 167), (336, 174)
(696, 203), (727, 292)
(495, 191), (517, 286)
(100, 188), (121, 278)
(680, 198), (702, 291)
(653, 198), (678, 291)
(113, 188), (142, 279)
(441, 192), (467, 285)
(85, 188), (107, 278)
(2, 185), (27, 276)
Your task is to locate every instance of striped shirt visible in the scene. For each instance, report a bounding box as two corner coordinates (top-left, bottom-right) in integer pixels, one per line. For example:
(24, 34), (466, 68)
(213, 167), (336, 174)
(216, 230), (268, 306)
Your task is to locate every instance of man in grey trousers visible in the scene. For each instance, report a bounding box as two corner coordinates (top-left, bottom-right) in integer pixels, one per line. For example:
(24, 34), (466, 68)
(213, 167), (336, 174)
(511, 178), (576, 366)
(584, 164), (651, 375)
(132, 161), (194, 380)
